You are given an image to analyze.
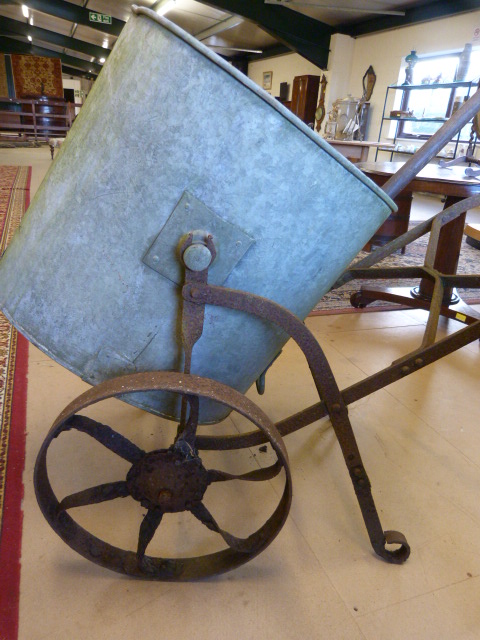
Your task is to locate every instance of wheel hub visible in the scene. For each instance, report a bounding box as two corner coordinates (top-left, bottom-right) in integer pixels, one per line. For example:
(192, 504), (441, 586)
(126, 448), (209, 512)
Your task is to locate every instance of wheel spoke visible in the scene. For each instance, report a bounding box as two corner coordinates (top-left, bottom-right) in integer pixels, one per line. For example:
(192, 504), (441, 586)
(137, 508), (163, 561)
(189, 502), (253, 553)
(58, 481), (130, 512)
(176, 395), (199, 447)
(207, 460), (283, 483)
(64, 415), (145, 463)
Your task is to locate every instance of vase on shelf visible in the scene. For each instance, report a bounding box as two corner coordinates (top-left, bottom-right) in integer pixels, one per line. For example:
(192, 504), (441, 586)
(402, 50), (419, 85)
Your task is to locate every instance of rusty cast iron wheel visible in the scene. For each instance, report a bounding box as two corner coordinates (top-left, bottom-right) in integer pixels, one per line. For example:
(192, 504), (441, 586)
(34, 371), (292, 581)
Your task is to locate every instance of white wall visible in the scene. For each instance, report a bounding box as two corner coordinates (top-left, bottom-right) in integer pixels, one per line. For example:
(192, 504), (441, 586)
(62, 77), (83, 103)
(248, 52), (324, 100)
(62, 77), (84, 114)
(324, 33), (355, 113)
(247, 37), (354, 109)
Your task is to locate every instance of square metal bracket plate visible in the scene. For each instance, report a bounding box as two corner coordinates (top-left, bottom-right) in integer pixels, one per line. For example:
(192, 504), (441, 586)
(143, 191), (255, 285)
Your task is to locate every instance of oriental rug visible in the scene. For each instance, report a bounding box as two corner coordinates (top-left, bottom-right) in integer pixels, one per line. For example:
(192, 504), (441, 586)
(10, 54), (63, 99)
(311, 226), (480, 315)
(0, 165), (30, 640)
(0, 55), (8, 98)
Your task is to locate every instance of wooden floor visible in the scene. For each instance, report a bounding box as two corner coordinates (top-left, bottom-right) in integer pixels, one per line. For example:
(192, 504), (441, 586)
(1, 146), (480, 640)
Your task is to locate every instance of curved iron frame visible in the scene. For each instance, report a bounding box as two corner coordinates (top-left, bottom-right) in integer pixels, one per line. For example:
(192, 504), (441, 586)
(33, 86), (480, 580)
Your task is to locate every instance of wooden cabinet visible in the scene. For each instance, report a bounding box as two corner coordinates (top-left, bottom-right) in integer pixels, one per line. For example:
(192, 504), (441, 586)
(290, 75), (320, 126)
(0, 100), (21, 132)
(0, 96), (79, 139)
(22, 94), (67, 137)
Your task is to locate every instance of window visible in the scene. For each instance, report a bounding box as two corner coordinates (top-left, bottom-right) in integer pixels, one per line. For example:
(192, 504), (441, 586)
(398, 50), (480, 141)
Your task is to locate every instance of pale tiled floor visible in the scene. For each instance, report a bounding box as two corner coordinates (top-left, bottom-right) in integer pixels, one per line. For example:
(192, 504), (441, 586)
(1, 146), (480, 639)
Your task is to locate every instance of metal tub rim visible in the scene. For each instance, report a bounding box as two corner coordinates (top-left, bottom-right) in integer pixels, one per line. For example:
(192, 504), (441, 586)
(131, 5), (395, 216)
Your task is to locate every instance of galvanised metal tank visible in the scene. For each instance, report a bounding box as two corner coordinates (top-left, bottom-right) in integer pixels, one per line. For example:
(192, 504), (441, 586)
(0, 6), (395, 423)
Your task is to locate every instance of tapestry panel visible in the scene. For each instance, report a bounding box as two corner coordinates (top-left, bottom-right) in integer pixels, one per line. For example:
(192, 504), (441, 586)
(0, 55), (8, 97)
(10, 54), (63, 98)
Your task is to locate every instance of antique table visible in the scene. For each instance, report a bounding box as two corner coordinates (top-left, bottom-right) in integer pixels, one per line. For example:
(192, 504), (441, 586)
(353, 161), (480, 322)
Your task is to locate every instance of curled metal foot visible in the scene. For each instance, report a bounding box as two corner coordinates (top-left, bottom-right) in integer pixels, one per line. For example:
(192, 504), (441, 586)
(374, 530), (411, 565)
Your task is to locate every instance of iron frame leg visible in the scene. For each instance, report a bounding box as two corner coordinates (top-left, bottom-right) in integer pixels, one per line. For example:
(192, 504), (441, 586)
(183, 282), (410, 564)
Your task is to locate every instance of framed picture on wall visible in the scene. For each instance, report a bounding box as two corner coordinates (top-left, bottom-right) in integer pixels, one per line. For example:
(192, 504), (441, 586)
(263, 71), (273, 90)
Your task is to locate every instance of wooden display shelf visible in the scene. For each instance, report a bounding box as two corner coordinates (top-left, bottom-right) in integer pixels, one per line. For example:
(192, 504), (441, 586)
(0, 96), (81, 139)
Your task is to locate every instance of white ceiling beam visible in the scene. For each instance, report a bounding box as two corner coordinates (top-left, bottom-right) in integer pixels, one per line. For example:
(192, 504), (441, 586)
(194, 15), (243, 40)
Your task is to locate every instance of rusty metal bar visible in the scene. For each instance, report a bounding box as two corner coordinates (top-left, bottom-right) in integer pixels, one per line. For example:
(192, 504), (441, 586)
(184, 281), (410, 562)
(441, 274), (480, 288)
(334, 193), (480, 288)
(417, 268), (445, 349)
(195, 318), (480, 451)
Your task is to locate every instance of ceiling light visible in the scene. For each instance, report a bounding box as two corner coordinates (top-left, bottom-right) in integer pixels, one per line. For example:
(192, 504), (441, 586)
(156, 0), (176, 17)
(29, 16), (33, 25)
(102, 39), (109, 49)
(27, 35), (32, 41)
(22, 4), (29, 18)
(99, 57), (106, 64)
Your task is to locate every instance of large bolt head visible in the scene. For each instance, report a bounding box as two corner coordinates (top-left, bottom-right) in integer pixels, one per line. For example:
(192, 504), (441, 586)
(183, 243), (213, 272)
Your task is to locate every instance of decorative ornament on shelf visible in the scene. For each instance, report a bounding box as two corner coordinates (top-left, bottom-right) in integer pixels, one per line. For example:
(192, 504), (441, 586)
(323, 65), (375, 141)
(354, 65), (376, 141)
(362, 65), (376, 101)
(315, 74), (327, 132)
(402, 50), (419, 85)
(455, 43), (472, 82)
(390, 109), (414, 118)
(334, 95), (360, 141)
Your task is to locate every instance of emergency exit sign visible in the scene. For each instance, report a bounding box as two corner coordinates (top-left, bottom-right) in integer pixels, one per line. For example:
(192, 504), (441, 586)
(89, 11), (112, 25)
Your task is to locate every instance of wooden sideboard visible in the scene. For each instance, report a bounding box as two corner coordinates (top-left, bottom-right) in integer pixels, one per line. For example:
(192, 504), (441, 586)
(290, 75), (320, 126)
(0, 96), (81, 139)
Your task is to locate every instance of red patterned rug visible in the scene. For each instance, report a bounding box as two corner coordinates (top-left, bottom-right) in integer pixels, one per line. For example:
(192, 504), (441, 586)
(0, 165), (30, 640)
(10, 54), (63, 99)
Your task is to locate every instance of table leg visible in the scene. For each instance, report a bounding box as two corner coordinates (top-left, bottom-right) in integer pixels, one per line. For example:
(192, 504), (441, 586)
(412, 196), (465, 304)
(362, 175), (412, 252)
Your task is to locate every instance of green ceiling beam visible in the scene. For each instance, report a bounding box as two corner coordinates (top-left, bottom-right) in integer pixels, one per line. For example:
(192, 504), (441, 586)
(16, 0), (124, 37)
(340, 0), (480, 37)
(199, 0), (332, 68)
(0, 16), (111, 59)
(0, 36), (101, 74)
